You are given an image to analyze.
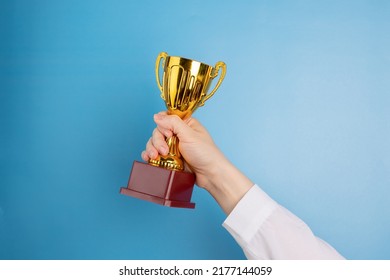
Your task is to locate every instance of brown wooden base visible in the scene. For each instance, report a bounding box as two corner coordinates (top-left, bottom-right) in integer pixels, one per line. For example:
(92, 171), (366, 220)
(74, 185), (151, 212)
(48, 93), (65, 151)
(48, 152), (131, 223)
(120, 161), (196, 209)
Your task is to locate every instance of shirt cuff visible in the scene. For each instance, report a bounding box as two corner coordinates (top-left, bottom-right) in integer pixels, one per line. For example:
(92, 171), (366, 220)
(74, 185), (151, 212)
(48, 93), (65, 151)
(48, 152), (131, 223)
(222, 184), (279, 247)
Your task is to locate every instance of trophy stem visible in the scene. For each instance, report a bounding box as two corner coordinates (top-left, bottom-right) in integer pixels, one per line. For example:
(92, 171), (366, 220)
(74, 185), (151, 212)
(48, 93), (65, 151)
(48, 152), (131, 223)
(167, 135), (180, 157)
(149, 135), (184, 171)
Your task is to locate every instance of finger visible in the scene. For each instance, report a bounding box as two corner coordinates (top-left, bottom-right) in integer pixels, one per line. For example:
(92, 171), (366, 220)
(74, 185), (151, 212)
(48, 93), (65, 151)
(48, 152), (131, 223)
(145, 137), (159, 159)
(154, 114), (192, 139)
(156, 111), (168, 116)
(151, 128), (169, 155)
(141, 150), (149, 161)
(153, 112), (173, 138)
(156, 127), (173, 138)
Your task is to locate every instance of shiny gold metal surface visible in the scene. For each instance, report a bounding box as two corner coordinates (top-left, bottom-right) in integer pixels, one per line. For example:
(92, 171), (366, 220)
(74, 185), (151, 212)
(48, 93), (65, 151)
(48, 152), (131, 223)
(149, 52), (226, 171)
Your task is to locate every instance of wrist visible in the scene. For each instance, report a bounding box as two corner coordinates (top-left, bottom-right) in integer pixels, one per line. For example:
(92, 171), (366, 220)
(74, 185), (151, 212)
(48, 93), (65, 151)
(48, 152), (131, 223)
(203, 155), (253, 215)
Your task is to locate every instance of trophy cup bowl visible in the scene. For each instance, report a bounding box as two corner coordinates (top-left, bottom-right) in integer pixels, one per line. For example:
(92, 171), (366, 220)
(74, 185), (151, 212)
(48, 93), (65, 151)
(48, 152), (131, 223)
(120, 52), (226, 208)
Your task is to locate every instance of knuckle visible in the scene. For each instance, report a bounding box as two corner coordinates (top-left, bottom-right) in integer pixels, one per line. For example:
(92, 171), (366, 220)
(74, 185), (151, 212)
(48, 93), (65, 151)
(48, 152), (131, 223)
(146, 137), (153, 148)
(152, 128), (159, 137)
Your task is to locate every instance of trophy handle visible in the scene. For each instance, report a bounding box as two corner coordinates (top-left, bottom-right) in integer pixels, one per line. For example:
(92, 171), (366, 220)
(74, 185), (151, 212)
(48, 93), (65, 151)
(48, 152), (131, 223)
(199, 61), (226, 106)
(155, 52), (168, 100)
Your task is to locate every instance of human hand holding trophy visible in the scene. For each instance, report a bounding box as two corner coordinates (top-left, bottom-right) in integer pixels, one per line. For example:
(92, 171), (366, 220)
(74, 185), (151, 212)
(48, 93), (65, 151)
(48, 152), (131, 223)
(120, 52), (226, 209)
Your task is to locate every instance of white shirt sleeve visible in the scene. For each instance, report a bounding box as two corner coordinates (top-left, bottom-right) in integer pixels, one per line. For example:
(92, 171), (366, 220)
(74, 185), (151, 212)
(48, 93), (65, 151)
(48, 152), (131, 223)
(222, 184), (345, 260)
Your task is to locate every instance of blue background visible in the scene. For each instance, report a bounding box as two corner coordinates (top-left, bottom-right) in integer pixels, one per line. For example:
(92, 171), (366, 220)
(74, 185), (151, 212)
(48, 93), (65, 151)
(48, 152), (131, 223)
(1, 0), (389, 259)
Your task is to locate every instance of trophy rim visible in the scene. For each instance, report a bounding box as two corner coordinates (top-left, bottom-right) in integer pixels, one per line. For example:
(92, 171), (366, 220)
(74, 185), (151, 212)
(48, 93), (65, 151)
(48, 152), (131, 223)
(166, 55), (213, 69)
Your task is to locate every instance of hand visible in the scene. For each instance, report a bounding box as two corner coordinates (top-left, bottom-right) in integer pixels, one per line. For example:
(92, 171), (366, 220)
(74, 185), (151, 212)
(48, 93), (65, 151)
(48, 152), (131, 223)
(141, 112), (222, 188)
(142, 112), (253, 214)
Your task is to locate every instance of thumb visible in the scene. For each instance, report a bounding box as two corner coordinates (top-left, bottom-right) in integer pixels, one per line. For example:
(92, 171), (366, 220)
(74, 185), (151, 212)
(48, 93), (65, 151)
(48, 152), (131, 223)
(153, 114), (193, 140)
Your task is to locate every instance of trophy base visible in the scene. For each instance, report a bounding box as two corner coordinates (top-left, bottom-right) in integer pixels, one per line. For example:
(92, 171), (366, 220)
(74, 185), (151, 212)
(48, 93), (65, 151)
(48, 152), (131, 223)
(120, 161), (196, 209)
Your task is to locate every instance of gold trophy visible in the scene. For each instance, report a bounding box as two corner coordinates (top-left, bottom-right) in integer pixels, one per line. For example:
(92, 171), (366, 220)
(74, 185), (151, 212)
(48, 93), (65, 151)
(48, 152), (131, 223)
(120, 52), (226, 208)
